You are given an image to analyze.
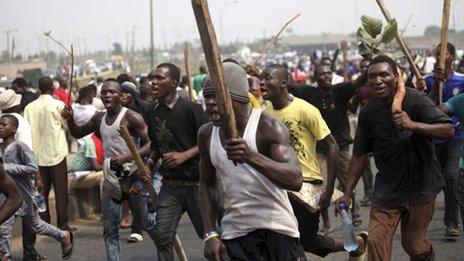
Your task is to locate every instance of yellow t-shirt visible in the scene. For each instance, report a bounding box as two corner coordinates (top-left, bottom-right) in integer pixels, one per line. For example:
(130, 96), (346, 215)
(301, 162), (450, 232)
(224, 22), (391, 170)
(249, 92), (261, 109)
(266, 97), (331, 182)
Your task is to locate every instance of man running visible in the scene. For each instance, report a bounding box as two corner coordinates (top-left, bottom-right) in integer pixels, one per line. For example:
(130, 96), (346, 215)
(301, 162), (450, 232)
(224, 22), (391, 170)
(144, 63), (208, 260)
(288, 64), (367, 226)
(198, 62), (306, 260)
(261, 64), (367, 260)
(338, 55), (453, 261)
(0, 115), (73, 260)
(61, 79), (156, 261)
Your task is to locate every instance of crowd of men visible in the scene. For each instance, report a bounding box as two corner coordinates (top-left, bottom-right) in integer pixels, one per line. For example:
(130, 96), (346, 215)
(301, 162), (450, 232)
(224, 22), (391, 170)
(0, 41), (462, 261)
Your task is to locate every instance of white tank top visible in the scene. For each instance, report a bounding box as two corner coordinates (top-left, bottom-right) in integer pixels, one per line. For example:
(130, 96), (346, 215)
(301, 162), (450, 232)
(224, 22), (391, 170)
(210, 108), (299, 240)
(100, 107), (132, 159)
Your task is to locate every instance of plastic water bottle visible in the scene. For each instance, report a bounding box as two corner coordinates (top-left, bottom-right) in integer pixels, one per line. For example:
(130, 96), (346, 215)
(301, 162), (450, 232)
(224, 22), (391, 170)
(339, 202), (358, 252)
(36, 195), (46, 213)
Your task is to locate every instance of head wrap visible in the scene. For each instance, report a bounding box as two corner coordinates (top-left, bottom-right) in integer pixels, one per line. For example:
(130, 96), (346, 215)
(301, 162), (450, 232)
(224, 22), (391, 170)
(121, 81), (146, 113)
(202, 62), (250, 103)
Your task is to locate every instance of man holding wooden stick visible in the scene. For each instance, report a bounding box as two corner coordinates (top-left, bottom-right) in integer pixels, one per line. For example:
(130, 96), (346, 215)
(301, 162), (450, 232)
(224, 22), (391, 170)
(61, 79), (157, 261)
(145, 63), (209, 261)
(337, 55), (453, 261)
(198, 62), (306, 260)
(425, 42), (464, 237)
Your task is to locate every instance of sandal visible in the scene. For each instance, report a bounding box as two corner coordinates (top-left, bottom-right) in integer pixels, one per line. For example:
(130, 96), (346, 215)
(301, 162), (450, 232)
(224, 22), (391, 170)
(349, 231), (368, 261)
(61, 231), (74, 260)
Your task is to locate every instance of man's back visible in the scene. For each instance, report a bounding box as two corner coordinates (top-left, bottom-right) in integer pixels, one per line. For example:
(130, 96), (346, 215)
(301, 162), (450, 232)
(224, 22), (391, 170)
(24, 94), (67, 166)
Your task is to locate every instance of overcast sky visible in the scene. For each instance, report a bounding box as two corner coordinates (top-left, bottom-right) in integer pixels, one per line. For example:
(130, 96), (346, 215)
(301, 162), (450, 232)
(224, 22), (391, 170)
(1, 0), (462, 56)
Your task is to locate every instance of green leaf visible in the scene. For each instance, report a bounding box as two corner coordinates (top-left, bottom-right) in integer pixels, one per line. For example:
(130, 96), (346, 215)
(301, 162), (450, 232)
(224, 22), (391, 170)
(358, 42), (373, 60)
(361, 15), (383, 37)
(381, 19), (398, 43)
(357, 27), (375, 43)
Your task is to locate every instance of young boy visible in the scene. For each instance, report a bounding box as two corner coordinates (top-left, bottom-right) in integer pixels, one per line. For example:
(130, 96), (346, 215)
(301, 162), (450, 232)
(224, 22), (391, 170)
(0, 115), (73, 260)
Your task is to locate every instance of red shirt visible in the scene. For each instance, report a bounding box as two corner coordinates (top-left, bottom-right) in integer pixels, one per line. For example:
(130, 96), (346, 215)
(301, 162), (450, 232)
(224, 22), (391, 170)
(54, 87), (72, 104)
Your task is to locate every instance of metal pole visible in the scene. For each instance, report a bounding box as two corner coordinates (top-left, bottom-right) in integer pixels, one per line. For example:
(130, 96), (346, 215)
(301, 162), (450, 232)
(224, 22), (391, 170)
(149, 0), (154, 70)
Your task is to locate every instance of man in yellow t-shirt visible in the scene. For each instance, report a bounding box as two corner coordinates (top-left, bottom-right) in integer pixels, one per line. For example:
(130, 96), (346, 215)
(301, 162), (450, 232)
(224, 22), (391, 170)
(261, 64), (368, 259)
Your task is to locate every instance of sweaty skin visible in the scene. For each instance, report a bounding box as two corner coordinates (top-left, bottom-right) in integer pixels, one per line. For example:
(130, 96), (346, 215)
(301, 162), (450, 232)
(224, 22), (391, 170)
(198, 89), (303, 260)
(61, 81), (151, 167)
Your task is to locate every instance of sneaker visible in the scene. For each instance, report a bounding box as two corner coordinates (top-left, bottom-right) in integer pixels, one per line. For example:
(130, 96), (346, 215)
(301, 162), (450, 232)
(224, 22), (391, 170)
(445, 227), (460, 237)
(128, 233), (143, 242)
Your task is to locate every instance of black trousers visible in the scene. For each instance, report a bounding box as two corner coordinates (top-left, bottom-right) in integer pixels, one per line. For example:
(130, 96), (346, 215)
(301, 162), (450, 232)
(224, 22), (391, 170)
(223, 229), (307, 261)
(154, 184), (204, 261)
(289, 197), (336, 257)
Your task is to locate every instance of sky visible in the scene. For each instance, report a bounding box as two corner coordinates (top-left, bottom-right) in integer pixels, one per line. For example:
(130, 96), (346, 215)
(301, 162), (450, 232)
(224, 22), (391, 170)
(1, 0), (463, 56)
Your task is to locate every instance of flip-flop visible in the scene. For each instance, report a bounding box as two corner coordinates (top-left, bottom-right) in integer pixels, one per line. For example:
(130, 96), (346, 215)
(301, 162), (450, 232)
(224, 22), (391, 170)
(349, 231), (368, 261)
(61, 231), (73, 260)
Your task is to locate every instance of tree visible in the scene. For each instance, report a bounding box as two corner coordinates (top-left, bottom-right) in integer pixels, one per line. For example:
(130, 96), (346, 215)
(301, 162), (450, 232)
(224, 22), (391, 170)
(112, 42), (124, 55)
(424, 25), (441, 36)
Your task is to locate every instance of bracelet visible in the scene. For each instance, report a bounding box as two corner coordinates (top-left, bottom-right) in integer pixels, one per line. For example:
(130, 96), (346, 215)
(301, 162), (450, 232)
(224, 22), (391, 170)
(204, 231), (219, 243)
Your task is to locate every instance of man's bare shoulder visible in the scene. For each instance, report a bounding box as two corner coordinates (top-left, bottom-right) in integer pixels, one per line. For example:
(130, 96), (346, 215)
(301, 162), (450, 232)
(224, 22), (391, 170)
(198, 122), (214, 141)
(258, 111), (290, 141)
(92, 111), (105, 123)
(124, 109), (145, 124)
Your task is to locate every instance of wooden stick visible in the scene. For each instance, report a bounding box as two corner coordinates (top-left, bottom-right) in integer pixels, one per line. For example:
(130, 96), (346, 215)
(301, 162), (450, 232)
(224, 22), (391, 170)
(67, 45), (74, 105)
(118, 125), (188, 261)
(375, 0), (424, 89)
(251, 13), (301, 66)
(330, 48), (340, 72)
(118, 125), (157, 201)
(183, 42), (194, 102)
(191, 0), (238, 139)
(341, 41), (349, 79)
(437, 0), (452, 105)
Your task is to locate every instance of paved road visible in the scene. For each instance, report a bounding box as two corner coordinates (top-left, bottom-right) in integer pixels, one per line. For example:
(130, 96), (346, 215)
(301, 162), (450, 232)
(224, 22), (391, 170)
(9, 188), (464, 261)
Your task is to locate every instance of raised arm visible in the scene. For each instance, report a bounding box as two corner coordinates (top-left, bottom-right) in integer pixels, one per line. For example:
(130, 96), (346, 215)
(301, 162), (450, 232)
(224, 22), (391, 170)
(225, 114), (303, 191)
(0, 164), (22, 224)
(61, 105), (100, 139)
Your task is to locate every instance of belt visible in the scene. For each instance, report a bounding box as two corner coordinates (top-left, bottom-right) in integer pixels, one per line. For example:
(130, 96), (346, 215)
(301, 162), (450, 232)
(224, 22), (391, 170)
(162, 178), (199, 187)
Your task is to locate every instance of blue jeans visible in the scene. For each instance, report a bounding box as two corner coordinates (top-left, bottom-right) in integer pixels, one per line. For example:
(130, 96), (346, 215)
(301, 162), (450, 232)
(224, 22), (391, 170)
(154, 184), (203, 261)
(102, 178), (156, 261)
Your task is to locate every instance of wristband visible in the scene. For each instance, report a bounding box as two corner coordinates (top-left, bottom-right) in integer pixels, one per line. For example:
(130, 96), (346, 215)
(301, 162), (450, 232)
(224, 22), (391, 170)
(204, 231), (219, 243)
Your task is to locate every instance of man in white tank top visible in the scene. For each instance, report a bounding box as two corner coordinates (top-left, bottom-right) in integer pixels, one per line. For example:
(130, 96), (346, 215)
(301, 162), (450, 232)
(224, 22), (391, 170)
(198, 62), (306, 260)
(61, 79), (156, 261)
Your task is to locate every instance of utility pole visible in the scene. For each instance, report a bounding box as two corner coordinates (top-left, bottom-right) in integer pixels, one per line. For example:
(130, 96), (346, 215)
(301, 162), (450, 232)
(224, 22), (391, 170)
(11, 38), (16, 61)
(149, 0), (154, 70)
(3, 29), (18, 79)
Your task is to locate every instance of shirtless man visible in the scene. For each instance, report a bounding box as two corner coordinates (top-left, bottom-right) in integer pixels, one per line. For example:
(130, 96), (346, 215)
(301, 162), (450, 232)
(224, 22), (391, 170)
(61, 79), (156, 261)
(198, 62), (306, 260)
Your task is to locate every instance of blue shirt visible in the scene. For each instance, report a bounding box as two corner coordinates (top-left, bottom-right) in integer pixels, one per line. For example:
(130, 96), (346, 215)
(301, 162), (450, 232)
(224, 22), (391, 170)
(426, 72), (464, 140)
(445, 93), (464, 169)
